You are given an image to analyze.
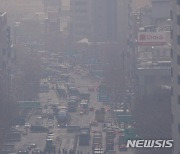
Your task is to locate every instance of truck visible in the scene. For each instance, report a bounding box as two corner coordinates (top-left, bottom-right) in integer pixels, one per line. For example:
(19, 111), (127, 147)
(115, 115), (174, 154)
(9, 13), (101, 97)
(69, 96), (80, 103)
(106, 130), (115, 151)
(68, 136), (78, 154)
(44, 139), (55, 154)
(57, 110), (70, 126)
(68, 86), (79, 97)
(68, 100), (78, 112)
(79, 93), (90, 102)
(79, 127), (90, 146)
(92, 132), (102, 150)
(95, 108), (105, 122)
(56, 85), (67, 99)
(80, 100), (89, 114)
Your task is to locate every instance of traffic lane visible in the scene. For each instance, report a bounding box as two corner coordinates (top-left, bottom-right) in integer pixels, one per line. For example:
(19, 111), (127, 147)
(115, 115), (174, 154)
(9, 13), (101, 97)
(15, 88), (59, 151)
(71, 73), (105, 152)
(53, 127), (76, 153)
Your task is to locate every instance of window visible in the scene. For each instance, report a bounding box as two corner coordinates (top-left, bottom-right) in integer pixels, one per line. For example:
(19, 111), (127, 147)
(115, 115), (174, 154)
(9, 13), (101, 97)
(177, 35), (180, 45)
(178, 55), (180, 65)
(178, 75), (180, 85)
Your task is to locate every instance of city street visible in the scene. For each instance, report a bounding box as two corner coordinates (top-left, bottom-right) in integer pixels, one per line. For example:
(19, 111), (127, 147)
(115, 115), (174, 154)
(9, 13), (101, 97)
(12, 71), (134, 154)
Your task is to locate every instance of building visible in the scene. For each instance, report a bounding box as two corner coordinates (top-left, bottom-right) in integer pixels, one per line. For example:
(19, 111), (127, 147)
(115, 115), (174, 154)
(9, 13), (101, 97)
(151, 0), (171, 25)
(45, 11), (61, 52)
(91, 0), (117, 42)
(15, 14), (45, 46)
(135, 61), (171, 97)
(44, 0), (61, 13)
(171, 0), (180, 154)
(0, 12), (15, 95)
(70, 0), (91, 41)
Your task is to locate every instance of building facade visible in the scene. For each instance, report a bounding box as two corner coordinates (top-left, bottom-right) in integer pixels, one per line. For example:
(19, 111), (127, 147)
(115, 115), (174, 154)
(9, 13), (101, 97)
(171, 0), (180, 154)
(91, 0), (117, 42)
(0, 12), (15, 95)
(70, 0), (91, 41)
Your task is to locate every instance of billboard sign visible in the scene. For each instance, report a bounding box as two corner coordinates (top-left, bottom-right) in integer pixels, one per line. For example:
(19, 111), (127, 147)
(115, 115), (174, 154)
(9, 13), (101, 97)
(138, 32), (167, 46)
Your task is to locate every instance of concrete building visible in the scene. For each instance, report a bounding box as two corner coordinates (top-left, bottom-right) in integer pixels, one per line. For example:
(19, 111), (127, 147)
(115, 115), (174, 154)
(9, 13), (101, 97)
(70, 0), (91, 41)
(151, 0), (171, 25)
(171, 0), (180, 154)
(91, 0), (117, 42)
(136, 61), (171, 97)
(45, 11), (61, 52)
(0, 12), (15, 95)
(15, 15), (45, 46)
(44, 0), (61, 13)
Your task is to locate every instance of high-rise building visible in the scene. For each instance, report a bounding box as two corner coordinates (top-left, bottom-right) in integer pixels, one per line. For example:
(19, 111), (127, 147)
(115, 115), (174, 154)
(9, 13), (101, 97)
(91, 0), (117, 42)
(45, 11), (61, 52)
(171, 0), (180, 154)
(44, 0), (61, 13)
(0, 12), (15, 94)
(70, 0), (91, 41)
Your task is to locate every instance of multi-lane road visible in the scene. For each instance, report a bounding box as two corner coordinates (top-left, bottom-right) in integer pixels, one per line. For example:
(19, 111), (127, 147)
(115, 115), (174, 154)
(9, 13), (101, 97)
(13, 71), (134, 154)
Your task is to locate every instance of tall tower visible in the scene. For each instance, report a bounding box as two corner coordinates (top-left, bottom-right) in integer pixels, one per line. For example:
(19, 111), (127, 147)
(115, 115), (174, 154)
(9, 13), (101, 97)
(0, 12), (13, 95)
(172, 0), (180, 154)
(70, 0), (91, 41)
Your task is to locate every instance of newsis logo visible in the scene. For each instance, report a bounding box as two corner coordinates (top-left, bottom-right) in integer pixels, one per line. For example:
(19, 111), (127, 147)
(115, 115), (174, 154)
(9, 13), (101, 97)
(126, 140), (173, 148)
